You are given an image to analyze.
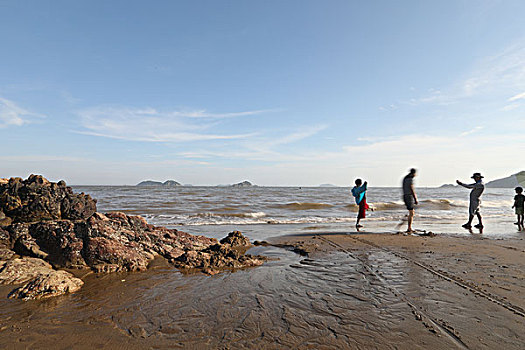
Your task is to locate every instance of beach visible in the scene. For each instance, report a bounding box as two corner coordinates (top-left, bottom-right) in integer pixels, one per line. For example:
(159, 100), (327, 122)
(1, 230), (524, 349)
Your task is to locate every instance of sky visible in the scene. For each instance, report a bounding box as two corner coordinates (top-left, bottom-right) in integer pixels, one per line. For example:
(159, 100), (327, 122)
(1, 0), (524, 186)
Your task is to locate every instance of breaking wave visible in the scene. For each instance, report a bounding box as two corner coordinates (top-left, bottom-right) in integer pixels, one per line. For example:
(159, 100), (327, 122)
(275, 202), (334, 210)
(192, 212), (267, 219)
(347, 199), (467, 211)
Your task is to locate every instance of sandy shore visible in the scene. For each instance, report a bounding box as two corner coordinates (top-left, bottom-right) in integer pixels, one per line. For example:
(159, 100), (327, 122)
(271, 232), (525, 349)
(1, 232), (524, 349)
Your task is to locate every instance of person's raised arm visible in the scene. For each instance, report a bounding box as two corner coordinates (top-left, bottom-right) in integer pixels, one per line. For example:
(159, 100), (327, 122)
(456, 180), (474, 189)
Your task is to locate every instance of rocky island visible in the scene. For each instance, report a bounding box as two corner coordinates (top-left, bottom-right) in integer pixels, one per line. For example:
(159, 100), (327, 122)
(231, 181), (254, 188)
(0, 175), (265, 300)
(137, 180), (181, 187)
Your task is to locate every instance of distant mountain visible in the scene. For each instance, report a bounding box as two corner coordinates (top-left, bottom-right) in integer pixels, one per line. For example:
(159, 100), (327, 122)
(439, 183), (456, 188)
(231, 181), (253, 188)
(319, 184), (337, 187)
(137, 180), (181, 187)
(486, 171), (525, 188)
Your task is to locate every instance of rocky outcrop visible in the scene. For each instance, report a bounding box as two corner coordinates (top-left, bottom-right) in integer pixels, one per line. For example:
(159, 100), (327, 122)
(0, 174), (96, 224)
(173, 243), (264, 275)
(220, 230), (251, 247)
(0, 175), (266, 300)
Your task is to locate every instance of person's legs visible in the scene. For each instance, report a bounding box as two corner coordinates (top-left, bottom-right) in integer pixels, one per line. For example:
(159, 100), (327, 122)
(407, 209), (414, 232)
(474, 212), (483, 228)
(356, 200), (366, 228)
(519, 214), (524, 230)
(463, 215), (474, 228)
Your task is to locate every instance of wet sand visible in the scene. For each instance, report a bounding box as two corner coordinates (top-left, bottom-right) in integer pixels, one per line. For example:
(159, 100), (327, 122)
(1, 232), (524, 349)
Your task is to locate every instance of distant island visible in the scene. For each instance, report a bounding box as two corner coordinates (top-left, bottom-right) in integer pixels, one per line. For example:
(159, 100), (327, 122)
(137, 180), (181, 187)
(231, 181), (254, 188)
(439, 184), (456, 188)
(319, 184), (337, 187)
(486, 171), (525, 188)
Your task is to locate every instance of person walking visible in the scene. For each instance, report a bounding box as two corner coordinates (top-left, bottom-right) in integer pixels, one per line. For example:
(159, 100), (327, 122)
(351, 178), (369, 229)
(400, 168), (418, 233)
(457, 172), (485, 229)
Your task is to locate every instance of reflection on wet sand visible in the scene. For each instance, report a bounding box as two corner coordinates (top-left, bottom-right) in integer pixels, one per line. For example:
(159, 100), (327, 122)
(1, 234), (524, 349)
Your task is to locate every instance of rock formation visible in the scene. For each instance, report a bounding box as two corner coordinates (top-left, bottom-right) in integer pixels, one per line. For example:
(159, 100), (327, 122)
(0, 175), (265, 300)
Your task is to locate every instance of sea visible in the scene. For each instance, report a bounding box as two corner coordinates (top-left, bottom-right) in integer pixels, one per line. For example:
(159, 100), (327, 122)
(72, 185), (520, 241)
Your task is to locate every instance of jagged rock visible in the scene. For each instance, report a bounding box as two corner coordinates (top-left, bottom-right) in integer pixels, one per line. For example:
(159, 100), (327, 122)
(0, 248), (15, 260)
(220, 231), (251, 248)
(0, 257), (83, 300)
(0, 257), (54, 285)
(0, 174), (96, 223)
(8, 270), (83, 300)
(173, 240), (266, 275)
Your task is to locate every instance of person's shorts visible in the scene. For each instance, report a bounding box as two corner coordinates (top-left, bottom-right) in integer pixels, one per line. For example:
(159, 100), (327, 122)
(403, 194), (414, 211)
(469, 200), (480, 216)
(516, 207), (524, 216)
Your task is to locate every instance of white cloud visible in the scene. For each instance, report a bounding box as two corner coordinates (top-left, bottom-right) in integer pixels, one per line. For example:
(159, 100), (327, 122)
(502, 103), (521, 111)
(460, 126), (483, 136)
(0, 155), (87, 162)
(176, 124), (328, 162)
(461, 43), (525, 97)
(0, 97), (42, 128)
(76, 106), (269, 142)
(400, 41), (525, 108)
(508, 91), (525, 102)
(169, 109), (280, 119)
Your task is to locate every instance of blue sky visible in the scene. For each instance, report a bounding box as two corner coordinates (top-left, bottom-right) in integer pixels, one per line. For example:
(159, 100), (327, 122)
(1, 0), (524, 186)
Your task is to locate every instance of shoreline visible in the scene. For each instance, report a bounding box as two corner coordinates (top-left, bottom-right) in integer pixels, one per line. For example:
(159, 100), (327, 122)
(1, 230), (524, 348)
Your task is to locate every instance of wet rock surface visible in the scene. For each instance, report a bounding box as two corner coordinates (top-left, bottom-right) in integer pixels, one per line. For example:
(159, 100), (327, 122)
(219, 230), (251, 247)
(0, 175), (266, 299)
(173, 243), (265, 275)
(0, 174), (96, 224)
(8, 269), (84, 300)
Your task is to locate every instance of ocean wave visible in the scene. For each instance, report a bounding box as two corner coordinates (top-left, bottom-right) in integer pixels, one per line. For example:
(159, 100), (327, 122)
(143, 211), (515, 227)
(192, 212), (267, 219)
(275, 202), (334, 210)
(345, 199), (467, 212)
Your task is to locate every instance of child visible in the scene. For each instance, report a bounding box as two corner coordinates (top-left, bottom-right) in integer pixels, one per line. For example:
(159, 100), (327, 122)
(512, 186), (524, 231)
(351, 179), (369, 229)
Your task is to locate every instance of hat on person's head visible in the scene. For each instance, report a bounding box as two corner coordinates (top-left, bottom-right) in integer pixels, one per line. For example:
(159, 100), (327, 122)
(471, 172), (484, 179)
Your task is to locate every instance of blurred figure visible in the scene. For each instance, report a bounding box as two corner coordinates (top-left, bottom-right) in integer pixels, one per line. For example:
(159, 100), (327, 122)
(399, 168), (418, 233)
